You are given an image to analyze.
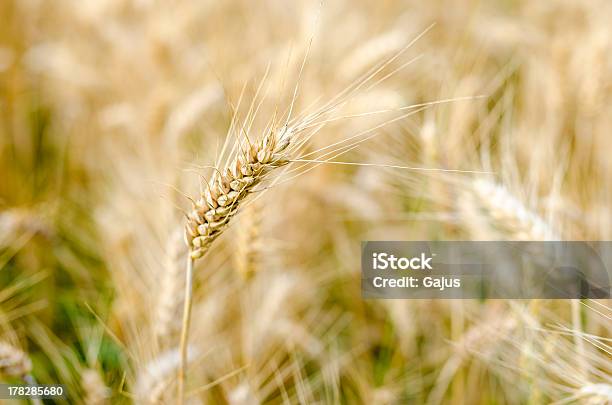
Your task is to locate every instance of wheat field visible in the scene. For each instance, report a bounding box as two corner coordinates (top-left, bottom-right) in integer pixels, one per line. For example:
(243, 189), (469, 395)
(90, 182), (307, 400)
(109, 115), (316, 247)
(1, 0), (611, 404)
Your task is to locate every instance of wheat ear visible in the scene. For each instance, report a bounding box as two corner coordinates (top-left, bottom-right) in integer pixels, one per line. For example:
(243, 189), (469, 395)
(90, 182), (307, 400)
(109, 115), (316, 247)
(178, 126), (293, 403)
(468, 178), (560, 240)
(184, 127), (292, 258)
(466, 179), (593, 388)
(82, 368), (110, 405)
(0, 340), (32, 378)
(138, 346), (197, 404)
(0, 340), (43, 405)
(578, 384), (612, 403)
(155, 229), (187, 345)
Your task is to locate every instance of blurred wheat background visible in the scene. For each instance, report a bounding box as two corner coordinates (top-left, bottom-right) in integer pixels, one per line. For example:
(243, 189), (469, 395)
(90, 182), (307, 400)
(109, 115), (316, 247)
(1, 0), (611, 404)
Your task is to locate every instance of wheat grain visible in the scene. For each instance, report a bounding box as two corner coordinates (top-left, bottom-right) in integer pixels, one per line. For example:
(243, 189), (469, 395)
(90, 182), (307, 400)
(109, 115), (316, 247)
(185, 126), (293, 260)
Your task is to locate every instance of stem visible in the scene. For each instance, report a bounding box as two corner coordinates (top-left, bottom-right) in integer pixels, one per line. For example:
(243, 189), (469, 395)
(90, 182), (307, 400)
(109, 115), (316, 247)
(527, 300), (541, 404)
(571, 299), (587, 380)
(178, 256), (194, 404)
(450, 304), (464, 405)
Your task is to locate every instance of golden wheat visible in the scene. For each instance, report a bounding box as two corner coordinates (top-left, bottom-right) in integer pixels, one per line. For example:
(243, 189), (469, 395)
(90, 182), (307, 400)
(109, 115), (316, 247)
(179, 123), (296, 402)
(82, 368), (110, 405)
(463, 178), (560, 241)
(155, 229), (188, 344)
(185, 126), (292, 260)
(0, 340), (32, 378)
